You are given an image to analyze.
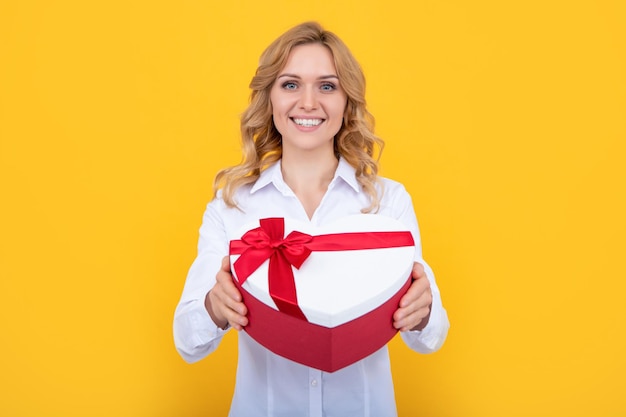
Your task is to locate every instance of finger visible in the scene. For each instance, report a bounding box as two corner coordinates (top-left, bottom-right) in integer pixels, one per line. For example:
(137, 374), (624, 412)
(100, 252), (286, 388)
(402, 287), (432, 314)
(398, 287), (416, 309)
(216, 272), (243, 303)
(399, 276), (430, 308)
(209, 288), (248, 329)
(215, 257), (249, 328)
(216, 259), (244, 303)
(221, 256), (231, 272)
(227, 313), (248, 331)
(224, 300), (248, 329)
(394, 306), (431, 331)
(213, 281), (247, 316)
(394, 296), (431, 328)
(395, 287), (432, 323)
(394, 298), (428, 324)
(412, 262), (425, 280)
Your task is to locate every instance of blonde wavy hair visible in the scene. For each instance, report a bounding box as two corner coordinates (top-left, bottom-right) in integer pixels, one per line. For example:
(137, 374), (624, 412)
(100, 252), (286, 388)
(214, 21), (385, 212)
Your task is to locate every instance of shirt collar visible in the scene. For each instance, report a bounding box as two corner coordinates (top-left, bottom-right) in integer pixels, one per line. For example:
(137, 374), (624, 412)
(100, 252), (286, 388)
(333, 157), (361, 193)
(249, 157), (361, 195)
(250, 160), (284, 194)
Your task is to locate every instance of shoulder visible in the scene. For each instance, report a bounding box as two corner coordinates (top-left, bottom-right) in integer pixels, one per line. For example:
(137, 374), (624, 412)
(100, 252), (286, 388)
(377, 176), (411, 202)
(211, 183), (255, 208)
(374, 175), (416, 220)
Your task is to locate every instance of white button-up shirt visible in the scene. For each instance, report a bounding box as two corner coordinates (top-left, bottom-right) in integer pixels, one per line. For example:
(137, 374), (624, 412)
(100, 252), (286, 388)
(174, 158), (449, 417)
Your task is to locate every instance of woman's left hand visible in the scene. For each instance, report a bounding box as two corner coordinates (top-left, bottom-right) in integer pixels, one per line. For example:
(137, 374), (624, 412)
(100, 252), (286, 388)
(393, 262), (433, 332)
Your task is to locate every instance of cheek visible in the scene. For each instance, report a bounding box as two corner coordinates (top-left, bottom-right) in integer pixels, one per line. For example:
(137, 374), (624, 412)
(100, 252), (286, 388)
(270, 97), (280, 124)
(269, 96), (287, 135)
(331, 98), (348, 122)
(269, 88), (281, 112)
(271, 97), (289, 120)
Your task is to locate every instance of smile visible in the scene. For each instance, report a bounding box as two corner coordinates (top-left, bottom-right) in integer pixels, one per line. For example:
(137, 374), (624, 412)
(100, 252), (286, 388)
(292, 118), (323, 127)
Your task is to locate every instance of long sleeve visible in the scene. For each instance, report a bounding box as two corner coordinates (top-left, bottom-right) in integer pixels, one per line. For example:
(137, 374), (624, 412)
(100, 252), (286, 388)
(173, 200), (231, 363)
(389, 185), (450, 353)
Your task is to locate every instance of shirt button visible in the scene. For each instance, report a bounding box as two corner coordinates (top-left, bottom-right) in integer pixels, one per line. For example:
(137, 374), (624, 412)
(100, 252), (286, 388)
(311, 379), (318, 387)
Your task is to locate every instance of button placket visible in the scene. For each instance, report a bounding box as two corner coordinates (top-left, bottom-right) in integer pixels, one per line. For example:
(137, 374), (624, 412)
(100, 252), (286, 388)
(309, 369), (323, 417)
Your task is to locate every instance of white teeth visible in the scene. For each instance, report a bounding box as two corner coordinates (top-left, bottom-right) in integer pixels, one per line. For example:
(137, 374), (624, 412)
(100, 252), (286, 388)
(293, 118), (322, 127)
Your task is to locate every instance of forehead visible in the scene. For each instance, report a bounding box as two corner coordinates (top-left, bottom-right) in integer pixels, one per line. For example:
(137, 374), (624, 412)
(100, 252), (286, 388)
(280, 43), (337, 76)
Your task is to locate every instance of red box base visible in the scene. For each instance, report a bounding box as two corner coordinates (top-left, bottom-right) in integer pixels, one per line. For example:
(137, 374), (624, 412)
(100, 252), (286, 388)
(234, 275), (412, 372)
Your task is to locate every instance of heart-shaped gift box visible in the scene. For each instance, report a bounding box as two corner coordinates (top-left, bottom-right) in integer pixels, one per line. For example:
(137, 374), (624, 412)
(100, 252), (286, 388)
(229, 214), (415, 372)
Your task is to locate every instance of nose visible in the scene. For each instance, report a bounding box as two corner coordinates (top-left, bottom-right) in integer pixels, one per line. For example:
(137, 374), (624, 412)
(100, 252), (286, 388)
(299, 86), (318, 111)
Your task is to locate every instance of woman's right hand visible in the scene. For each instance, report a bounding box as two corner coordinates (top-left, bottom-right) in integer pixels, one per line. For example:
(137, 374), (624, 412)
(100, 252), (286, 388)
(205, 256), (248, 330)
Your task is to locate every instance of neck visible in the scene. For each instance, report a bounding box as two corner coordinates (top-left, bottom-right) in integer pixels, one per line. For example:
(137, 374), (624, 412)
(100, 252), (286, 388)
(280, 150), (339, 194)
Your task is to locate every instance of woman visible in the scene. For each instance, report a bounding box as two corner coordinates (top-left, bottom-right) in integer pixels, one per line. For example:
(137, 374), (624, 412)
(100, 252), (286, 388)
(174, 21), (449, 417)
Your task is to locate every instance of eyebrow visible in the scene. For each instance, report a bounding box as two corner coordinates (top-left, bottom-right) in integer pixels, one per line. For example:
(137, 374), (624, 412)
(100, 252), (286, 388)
(277, 73), (339, 80)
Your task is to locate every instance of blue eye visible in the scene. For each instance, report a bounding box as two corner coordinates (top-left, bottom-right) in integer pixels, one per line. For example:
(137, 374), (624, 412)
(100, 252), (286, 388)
(282, 82), (297, 90)
(321, 83), (336, 91)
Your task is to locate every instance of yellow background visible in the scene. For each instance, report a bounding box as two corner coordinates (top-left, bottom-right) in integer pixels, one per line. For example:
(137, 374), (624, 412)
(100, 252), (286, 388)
(1, 0), (625, 416)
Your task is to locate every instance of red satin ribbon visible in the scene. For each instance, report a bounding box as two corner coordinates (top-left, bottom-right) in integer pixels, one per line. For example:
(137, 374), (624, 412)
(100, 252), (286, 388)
(230, 217), (415, 321)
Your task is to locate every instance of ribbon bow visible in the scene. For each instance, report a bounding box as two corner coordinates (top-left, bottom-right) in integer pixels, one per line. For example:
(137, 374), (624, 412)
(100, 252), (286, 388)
(232, 218), (312, 319)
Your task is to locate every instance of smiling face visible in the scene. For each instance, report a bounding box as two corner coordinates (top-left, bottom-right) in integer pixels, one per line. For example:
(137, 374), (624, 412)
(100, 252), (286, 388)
(270, 43), (348, 156)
